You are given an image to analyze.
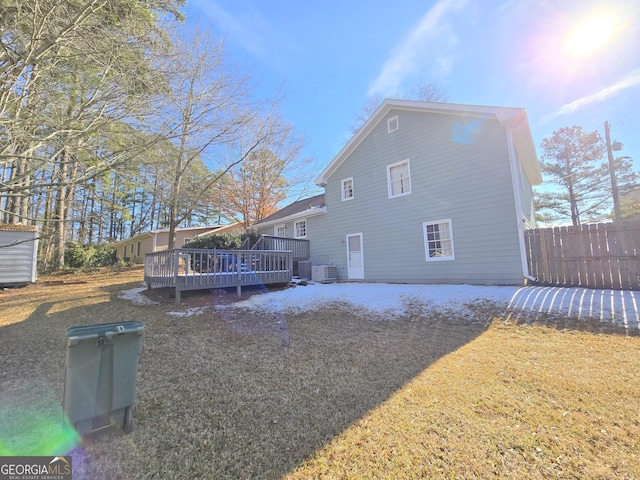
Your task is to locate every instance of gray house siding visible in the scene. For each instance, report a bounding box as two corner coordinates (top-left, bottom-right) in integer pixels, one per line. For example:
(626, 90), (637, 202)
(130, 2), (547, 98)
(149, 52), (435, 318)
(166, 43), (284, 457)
(317, 109), (526, 285)
(256, 216), (326, 256)
(0, 227), (38, 286)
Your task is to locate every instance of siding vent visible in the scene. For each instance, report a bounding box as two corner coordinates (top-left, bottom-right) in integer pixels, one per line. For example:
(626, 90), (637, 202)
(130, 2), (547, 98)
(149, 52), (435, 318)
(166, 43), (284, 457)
(387, 115), (399, 133)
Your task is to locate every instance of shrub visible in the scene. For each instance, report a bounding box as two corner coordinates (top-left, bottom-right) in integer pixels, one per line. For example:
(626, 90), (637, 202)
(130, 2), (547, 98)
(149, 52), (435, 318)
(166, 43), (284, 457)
(63, 242), (118, 269)
(64, 241), (90, 268)
(242, 230), (261, 249)
(92, 243), (117, 267)
(184, 233), (242, 250)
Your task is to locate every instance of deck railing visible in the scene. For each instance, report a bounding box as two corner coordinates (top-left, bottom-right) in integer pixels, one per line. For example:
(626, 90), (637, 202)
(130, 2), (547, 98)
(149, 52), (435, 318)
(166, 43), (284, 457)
(144, 248), (294, 303)
(251, 235), (310, 260)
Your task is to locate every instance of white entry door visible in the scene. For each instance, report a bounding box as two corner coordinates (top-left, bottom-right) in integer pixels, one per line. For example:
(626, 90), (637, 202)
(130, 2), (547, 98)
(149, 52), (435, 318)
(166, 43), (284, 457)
(346, 233), (364, 279)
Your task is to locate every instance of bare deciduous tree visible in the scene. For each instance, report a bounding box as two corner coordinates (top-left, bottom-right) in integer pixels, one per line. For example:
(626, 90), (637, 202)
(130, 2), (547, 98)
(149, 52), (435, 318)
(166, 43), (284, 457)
(351, 80), (450, 134)
(216, 111), (311, 229)
(153, 26), (292, 248)
(0, 0), (184, 267)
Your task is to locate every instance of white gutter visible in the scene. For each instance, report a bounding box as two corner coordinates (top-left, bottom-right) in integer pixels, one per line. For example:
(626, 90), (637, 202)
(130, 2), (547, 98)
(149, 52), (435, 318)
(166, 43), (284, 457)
(505, 124), (534, 282)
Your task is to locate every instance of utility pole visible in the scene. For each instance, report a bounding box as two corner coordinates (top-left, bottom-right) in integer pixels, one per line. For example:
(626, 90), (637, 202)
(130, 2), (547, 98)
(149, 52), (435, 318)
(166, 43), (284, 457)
(604, 120), (622, 223)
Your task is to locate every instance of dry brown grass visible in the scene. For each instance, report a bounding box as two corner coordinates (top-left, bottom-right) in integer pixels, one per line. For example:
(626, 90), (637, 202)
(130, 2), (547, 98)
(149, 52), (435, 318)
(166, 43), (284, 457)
(1, 267), (639, 479)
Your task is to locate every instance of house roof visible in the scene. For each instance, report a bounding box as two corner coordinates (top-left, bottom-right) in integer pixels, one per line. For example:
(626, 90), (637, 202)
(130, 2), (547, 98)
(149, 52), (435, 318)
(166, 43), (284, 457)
(253, 194), (326, 228)
(315, 99), (542, 187)
(0, 223), (37, 232)
(112, 224), (237, 246)
(148, 225), (228, 235)
(194, 222), (245, 237)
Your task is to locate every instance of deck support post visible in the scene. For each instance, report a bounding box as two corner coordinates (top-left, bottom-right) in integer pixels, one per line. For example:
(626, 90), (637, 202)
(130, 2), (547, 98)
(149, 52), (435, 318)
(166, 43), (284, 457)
(236, 285), (242, 297)
(175, 289), (181, 305)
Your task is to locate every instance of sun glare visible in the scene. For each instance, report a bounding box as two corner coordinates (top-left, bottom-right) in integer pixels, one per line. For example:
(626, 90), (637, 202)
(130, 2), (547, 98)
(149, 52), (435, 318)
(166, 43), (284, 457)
(565, 14), (617, 57)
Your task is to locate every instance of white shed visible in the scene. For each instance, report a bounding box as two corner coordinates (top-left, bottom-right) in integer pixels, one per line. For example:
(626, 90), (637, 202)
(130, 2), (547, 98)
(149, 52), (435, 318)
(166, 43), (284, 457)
(0, 224), (38, 286)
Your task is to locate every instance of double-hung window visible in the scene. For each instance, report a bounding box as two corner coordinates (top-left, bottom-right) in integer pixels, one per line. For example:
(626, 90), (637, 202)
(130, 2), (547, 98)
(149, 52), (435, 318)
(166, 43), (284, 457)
(342, 177), (354, 201)
(294, 219), (307, 238)
(423, 219), (455, 261)
(275, 225), (286, 237)
(387, 159), (411, 198)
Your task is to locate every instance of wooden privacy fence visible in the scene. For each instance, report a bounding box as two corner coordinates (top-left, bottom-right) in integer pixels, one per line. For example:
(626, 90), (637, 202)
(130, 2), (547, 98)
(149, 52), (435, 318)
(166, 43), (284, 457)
(524, 220), (640, 290)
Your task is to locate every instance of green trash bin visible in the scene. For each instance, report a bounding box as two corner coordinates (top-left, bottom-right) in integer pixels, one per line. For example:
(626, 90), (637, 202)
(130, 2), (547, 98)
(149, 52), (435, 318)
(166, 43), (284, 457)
(63, 321), (144, 435)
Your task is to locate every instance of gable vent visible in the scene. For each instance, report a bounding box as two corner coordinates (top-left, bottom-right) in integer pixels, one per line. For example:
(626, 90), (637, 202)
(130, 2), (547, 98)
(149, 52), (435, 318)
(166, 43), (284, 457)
(387, 115), (399, 133)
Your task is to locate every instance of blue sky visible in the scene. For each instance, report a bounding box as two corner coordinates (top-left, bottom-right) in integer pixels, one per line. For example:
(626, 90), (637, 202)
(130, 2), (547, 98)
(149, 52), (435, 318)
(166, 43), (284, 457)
(185, 0), (640, 199)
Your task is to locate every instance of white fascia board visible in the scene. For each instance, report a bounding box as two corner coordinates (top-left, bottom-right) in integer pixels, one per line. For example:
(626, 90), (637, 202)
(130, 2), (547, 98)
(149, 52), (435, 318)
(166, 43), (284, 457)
(255, 206), (327, 229)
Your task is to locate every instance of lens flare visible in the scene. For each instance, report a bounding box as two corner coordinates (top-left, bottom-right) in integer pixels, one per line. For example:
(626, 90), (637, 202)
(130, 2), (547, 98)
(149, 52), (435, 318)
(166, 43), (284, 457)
(565, 14), (617, 57)
(0, 395), (81, 456)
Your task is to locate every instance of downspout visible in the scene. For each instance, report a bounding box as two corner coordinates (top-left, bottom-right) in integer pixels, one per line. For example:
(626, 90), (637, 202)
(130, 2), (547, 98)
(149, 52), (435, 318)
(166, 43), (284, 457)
(505, 121), (536, 283)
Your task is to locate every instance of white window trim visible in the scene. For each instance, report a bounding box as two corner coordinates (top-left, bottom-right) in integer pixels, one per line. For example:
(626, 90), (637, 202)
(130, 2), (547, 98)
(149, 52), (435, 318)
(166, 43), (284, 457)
(294, 219), (307, 239)
(387, 159), (412, 199)
(341, 177), (354, 201)
(275, 224), (286, 237)
(423, 219), (455, 262)
(387, 115), (399, 133)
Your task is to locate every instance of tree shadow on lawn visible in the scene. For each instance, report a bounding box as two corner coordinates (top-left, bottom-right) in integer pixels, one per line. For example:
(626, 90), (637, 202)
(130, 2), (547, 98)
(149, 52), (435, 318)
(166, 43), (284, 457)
(0, 285), (490, 479)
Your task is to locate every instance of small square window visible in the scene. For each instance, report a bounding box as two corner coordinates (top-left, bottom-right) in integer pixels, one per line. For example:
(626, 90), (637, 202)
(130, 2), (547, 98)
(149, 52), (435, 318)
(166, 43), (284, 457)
(387, 115), (399, 133)
(423, 219), (455, 262)
(387, 160), (411, 198)
(275, 225), (286, 237)
(294, 219), (307, 238)
(342, 177), (354, 201)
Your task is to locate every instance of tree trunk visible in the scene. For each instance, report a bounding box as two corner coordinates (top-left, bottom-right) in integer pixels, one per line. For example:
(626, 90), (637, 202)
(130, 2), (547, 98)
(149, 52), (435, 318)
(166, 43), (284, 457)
(53, 149), (69, 269)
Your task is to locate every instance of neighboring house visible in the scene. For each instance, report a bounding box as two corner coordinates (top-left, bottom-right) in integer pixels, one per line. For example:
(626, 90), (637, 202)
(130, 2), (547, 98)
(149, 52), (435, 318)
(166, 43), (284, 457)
(114, 222), (244, 263)
(0, 223), (38, 286)
(254, 99), (542, 286)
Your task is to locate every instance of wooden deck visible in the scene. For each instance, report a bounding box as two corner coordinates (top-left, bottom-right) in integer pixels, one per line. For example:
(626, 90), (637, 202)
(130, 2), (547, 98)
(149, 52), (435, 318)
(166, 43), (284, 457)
(144, 248), (294, 304)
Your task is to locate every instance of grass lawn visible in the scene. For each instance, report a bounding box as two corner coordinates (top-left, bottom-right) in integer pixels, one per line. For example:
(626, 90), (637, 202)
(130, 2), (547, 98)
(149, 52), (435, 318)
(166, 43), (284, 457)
(1, 267), (639, 479)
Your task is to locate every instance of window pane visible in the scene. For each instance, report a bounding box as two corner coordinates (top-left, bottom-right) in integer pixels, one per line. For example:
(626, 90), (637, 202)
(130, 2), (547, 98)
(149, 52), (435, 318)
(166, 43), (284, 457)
(389, 161), (411, 197)
(295, 220), (306, 237)
(424, 220), (454, 261)
(343, 178), (353, 199)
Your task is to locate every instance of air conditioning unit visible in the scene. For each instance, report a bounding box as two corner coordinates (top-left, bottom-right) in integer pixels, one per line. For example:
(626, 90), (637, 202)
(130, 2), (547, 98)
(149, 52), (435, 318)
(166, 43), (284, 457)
(312, 265), (337, 283)
(297, 260), (312, 280)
